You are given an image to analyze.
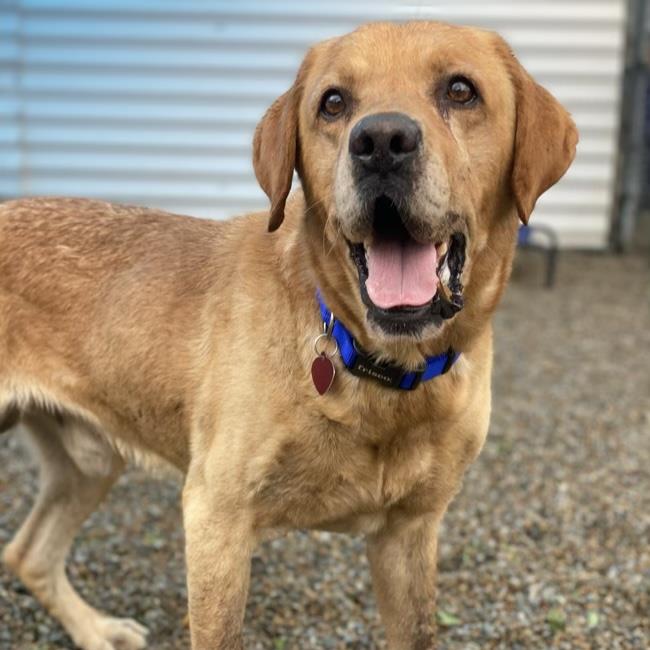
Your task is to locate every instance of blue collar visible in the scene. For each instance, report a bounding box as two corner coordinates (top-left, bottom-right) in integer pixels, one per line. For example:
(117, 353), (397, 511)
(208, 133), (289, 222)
(316, 292), (460, 391)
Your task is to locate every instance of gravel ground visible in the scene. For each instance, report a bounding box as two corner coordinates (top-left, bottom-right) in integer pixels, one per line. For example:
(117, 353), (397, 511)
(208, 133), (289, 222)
(1, 251), (649, 649)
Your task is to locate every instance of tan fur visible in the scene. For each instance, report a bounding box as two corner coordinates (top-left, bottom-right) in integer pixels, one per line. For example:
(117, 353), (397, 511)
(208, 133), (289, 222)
(0, 22), (577, 650)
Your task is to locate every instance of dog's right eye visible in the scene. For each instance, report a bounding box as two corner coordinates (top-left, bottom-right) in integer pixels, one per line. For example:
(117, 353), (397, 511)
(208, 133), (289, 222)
(320, 89), (346, 119)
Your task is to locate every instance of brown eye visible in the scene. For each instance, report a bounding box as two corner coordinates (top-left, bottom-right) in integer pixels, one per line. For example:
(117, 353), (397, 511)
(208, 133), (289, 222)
(320, 89), (346, 119)
(447, 77), (477, 105)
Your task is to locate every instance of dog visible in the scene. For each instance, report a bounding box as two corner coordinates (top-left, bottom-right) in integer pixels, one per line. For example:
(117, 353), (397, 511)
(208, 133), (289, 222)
(0, 21), (577, 650)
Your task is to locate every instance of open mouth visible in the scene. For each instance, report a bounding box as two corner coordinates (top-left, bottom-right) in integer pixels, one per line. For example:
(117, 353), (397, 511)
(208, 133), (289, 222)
(348, 196), (466, 334)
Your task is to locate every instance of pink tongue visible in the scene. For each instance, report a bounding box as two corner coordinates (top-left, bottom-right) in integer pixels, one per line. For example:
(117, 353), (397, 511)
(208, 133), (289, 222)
(366, 239), (438, 309)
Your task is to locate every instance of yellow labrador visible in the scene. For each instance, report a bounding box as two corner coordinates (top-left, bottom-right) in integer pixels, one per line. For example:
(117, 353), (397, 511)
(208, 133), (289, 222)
(0, 21), (577, 650)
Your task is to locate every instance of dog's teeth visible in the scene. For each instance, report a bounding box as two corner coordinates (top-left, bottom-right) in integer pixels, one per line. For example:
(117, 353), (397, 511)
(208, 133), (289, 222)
(436, 242), (448, 257)
(438, 256), (451, 285)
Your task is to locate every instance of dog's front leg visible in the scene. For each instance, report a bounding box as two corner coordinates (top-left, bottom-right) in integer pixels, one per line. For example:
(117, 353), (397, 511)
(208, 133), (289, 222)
(367, 514), (440, 650)
(183, 476), (252, 650)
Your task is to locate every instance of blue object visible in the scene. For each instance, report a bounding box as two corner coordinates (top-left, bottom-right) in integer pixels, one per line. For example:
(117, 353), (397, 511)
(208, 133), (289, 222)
(316, 292), (460, 390)
(516, 224), (559, 288)
(518, 225), (531, 245)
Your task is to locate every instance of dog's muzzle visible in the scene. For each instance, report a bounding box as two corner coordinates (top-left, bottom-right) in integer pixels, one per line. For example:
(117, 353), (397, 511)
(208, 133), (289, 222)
(341, 112), (467, 337)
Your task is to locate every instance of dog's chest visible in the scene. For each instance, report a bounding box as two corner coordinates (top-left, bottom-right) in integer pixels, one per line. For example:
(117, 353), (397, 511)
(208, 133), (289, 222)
(251, 416), (438, 533)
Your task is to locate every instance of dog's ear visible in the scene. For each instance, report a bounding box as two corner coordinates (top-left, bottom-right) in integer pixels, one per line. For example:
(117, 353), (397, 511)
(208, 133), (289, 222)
(505, 47), (579, 224)
(253, 88), (299, 232)
(253, 53), (313, 232)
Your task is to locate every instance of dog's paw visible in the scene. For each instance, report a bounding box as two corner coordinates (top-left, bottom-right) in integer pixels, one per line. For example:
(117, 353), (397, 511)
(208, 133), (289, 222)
(77, 616), (149, 650)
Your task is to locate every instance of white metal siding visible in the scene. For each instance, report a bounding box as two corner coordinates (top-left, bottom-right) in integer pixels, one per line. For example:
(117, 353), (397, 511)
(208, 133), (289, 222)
(1, 1), (20, 199)
(1, 0), (626, 247)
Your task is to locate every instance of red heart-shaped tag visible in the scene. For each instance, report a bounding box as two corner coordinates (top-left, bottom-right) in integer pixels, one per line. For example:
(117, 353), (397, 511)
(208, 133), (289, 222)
(311, 354), (335, 395)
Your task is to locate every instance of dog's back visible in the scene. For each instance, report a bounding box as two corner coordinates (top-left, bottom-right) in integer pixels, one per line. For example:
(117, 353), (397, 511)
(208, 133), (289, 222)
(0, 198), (229, 468)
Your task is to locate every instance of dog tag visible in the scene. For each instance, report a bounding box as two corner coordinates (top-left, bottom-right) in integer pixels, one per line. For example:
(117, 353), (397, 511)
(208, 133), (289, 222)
(311, 354), (335, 395)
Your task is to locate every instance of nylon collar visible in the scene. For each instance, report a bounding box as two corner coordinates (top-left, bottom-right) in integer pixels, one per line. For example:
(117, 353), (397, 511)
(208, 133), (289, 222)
(316, 292), (459, 391)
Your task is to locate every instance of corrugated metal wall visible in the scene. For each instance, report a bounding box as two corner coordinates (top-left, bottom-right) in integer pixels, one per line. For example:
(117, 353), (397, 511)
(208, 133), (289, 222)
(0, 0), (626, 247)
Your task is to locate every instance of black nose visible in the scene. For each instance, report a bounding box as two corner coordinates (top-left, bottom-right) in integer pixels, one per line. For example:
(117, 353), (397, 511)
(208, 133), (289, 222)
(349, 112), (421, 175)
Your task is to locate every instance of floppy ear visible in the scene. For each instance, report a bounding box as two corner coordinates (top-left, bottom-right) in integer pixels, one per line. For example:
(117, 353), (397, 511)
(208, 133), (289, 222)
(508, 54), (579, 224)
(253, 63), (308, 232)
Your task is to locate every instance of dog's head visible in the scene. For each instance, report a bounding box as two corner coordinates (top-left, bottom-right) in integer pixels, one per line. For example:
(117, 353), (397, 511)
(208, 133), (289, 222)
(253, 22), (577, 341)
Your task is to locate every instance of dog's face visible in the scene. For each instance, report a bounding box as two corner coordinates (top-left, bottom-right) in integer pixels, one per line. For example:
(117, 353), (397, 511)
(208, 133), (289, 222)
(254, 22), (577, 340)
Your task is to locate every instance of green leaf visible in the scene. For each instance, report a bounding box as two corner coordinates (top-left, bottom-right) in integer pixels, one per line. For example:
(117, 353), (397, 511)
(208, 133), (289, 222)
(587, 611), (599, 629)
(437, 609), (462, 627)
(273, 639), (287, 650)
(546, 607), (566, 631)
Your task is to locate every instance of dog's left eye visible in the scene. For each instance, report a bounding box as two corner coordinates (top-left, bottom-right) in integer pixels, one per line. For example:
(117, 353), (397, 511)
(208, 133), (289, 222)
(447, 77), (477, 105)
(320, 89), (346, 119)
